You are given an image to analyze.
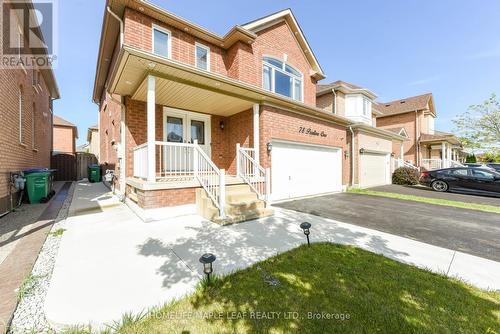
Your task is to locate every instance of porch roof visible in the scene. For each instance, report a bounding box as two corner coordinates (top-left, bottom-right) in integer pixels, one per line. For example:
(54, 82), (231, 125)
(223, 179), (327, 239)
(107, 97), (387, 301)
(108, 45), (353, 123)
(420, 131), (461, 145)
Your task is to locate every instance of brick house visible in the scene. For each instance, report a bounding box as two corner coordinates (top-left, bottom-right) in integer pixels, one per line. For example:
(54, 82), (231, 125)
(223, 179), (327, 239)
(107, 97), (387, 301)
(0, 1), (60, 215)
(375, 93), (465, 170)
(316, 81), (407, 188)
(93, 1), (406, 222)
(52, 115), (78, 154)
(87, 125), (99, 159)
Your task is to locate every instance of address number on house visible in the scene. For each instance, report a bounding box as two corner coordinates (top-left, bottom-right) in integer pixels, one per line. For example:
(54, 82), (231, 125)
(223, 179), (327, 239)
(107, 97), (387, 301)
(298, 127), (327, 137)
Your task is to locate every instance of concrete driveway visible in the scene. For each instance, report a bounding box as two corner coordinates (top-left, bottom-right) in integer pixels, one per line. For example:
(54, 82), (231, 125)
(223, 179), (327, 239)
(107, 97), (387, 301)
(275, 193), (500, 262)
(370, 184), (500, 206)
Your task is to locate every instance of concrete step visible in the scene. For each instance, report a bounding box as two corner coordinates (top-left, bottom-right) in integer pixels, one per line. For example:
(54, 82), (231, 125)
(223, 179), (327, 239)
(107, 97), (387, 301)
(226, 191), (258, 203)
(214, 208), (274, 225)
(225, 184), (252, 194)
(225, 200), (265, 216)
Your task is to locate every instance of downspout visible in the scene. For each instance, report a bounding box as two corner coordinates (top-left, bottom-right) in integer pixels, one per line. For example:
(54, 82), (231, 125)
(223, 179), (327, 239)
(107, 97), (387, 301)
(107, 6), (124, 47)
(348, 126), (355, 187)
(108, 94), (127, 200)
(332, 89), (337, 114)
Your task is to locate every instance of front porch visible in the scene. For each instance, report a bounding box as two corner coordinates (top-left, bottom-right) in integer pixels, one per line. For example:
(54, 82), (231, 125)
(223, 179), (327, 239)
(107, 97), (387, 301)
(420, 137), (465, 170)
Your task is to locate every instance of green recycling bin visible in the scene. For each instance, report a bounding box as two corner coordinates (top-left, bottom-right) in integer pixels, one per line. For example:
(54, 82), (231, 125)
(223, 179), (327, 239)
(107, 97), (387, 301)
(24, 170), (50, 204)
(88, 164), (101, 183)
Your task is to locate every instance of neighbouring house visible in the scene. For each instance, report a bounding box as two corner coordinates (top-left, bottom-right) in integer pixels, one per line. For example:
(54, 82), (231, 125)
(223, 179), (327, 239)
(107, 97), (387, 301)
(76, 143), (90, 153)
(375, 93), (465, 170)
(87, 125), (99, 159)
(316, 81), (407, 188)
(52, 115), (78, 154)
(0, 0), (60, 215)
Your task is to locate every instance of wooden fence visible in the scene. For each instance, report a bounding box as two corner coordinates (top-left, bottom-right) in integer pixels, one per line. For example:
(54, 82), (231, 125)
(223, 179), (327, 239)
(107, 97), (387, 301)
(51, 152), (98, 181)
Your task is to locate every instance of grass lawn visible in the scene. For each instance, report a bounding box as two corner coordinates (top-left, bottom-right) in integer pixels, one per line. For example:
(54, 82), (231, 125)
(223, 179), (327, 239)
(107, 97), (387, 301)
(73, 243), (499, 334)
(347, 188), (500, 214)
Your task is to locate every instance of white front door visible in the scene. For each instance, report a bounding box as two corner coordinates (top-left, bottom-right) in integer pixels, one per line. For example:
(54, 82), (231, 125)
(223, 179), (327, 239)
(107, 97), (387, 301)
(163, 107), (211, 173)
(271, 141), (342, 201)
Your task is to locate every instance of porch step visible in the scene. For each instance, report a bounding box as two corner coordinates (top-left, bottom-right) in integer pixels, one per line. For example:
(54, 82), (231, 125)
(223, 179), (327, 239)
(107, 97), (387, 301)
(196, 184), (273, 225)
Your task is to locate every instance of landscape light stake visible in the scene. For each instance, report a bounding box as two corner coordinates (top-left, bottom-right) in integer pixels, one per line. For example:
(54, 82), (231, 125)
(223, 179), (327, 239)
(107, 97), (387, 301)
(300, 222), (312, 246)
(199, 253), (216, 284)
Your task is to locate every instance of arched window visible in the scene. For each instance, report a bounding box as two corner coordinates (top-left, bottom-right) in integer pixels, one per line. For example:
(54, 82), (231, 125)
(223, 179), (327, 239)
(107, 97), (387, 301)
(262, 56), (303, 102)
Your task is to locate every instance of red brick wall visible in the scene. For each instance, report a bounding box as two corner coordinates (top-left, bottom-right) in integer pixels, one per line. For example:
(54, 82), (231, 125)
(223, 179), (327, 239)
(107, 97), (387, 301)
(259, 106), (350, 185)
(124, 8), (227, 76)
(0, 67), (53, 213)
(377, 112), (417, 163)
(134, 186), (196, 209)
(53, 126), (75, 153)
(122, 9), (317, 106)
(99, 92), (122, 189)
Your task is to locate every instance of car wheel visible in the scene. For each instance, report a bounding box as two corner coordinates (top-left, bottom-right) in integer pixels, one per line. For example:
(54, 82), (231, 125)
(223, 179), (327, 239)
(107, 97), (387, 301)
(431, 180), (448, 192)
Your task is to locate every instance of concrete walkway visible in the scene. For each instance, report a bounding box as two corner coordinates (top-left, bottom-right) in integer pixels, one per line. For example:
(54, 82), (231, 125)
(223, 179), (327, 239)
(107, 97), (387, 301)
(44, 182), (500, 331)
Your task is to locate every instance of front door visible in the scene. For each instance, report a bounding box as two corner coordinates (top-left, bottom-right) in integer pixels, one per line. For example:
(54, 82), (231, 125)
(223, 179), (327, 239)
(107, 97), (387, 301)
(164, 107), (211, 155)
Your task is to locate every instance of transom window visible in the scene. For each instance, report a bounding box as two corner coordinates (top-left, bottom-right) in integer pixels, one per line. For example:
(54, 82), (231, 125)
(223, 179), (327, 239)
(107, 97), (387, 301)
(262, 56), (303, 102)
(152, 25), (171, 58)
(195, 43), (210, 71)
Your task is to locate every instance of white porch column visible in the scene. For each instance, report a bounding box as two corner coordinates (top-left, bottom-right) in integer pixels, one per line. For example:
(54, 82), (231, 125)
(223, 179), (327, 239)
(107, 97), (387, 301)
(441, 142), (446, 168)
(400, 143), (404, 161)
(147, 75), (156, 183)
(447, 144), (452, 167)
(253, 103), (260, 163)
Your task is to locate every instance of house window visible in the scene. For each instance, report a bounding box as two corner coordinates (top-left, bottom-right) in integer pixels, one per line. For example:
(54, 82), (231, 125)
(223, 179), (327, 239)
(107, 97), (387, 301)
(195, 43), (210, 71)
(362, 98), (371, 116)
(152, 25), (171, 58)
(262, 56), (303, 102)
(19, 87), (24, 144)
(428, 116), (435, 134)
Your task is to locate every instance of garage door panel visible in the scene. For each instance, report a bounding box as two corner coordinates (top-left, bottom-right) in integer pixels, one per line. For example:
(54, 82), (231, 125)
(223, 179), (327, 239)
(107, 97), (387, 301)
(271, 141), (342, 201)
(360, 153), (390, 188)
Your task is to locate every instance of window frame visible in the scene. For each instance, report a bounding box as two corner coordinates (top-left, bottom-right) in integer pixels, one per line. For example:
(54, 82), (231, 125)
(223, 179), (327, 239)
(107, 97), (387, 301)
(152, 24), (172, 59)
(262, 56), (303, 102)
(194, 42), (210, 72)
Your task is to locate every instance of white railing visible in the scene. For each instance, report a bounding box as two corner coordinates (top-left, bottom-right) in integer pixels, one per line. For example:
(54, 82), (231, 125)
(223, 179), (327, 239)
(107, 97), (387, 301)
(236, 144), (270, 204)
(421, 159), (444, 170)
(393, 158), (418, 171)
(450, 160), (465, 168)
(192, 142), (225, 218)
(133, 143), (148, 178)
(132, 141), (225, 218)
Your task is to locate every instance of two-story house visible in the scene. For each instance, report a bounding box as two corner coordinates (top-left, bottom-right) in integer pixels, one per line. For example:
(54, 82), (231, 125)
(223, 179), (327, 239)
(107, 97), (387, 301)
(52, 115), (78, 154)
(316, 81), (407, 188)
(376, 93), (464, 170)
(0, 0), (60, 216)
(93, 1), (407, 222)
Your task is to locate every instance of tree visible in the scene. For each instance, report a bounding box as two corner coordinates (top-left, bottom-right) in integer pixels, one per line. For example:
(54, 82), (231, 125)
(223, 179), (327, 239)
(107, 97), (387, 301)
(453, 93), (500, 154)
(465, 154), (477, 163)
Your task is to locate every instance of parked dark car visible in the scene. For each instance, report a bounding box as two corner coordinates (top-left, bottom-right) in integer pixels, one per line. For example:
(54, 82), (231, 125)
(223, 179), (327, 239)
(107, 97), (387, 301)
(486, 163), (500, 172)
(420, 167), (500, 197)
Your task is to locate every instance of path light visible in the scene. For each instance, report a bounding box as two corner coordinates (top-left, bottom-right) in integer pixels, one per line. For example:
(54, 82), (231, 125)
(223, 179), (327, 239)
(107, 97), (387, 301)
(300, 222), (312, 246)
(199, 253), (216, 283)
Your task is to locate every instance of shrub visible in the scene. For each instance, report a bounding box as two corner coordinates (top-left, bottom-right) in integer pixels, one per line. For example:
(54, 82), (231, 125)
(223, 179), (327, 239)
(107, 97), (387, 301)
(392, 167), (420, 185)
(465, 154), (477, 163)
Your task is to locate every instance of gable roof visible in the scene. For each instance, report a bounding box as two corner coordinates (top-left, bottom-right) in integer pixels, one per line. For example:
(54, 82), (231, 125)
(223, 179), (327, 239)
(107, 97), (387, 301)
(241, 9), (325, 80)
(384, 127), (409, 138)
(420, 130), (461, 145)
(93, 3), (324, 103)
(377, 93), (434, 117)
(316, 80), (377, 100)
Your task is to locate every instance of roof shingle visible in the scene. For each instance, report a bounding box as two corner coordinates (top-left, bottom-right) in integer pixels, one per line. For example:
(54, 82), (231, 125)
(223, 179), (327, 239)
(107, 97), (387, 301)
(376, 93), (433, 117)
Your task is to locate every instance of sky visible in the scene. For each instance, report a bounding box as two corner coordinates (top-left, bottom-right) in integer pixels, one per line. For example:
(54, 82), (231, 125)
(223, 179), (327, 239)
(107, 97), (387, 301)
(54, 0), (500, 146)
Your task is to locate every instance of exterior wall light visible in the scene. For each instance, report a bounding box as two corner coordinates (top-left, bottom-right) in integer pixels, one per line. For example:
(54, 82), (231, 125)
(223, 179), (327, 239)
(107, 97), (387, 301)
(359, 148), (365, 154)
(266, 142), (273, 153)
(391, 153), (395, 157)
(199, 253), (216, 283)
(219, 121), (225, 130)
(300, 222), (311, 246)
(344, 150), (350, 159)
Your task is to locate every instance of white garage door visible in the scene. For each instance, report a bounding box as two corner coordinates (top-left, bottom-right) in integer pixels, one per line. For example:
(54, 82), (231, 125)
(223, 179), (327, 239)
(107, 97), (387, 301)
(359, 152), (390, 188)
(271, 141), (342, 201)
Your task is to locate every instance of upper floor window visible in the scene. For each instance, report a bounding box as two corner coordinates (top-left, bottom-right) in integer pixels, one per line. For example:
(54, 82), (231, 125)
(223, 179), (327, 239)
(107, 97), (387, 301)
(195, 43), (210, 71)
(428, 116), (435, 134)
(362, 97), (371, 116)
(152, 25), (171, 58)
(262, 56), (303, 102)
(345, 95), (372, 125)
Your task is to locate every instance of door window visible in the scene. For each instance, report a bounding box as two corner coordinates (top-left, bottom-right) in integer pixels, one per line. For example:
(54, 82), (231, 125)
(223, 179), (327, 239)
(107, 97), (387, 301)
(191, 120), (205, 144)
(166, 116), (184, 142)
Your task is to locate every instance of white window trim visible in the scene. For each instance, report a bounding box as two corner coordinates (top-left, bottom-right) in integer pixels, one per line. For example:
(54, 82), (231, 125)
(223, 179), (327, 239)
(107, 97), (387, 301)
(194, 42), (210, 72)
(152, 24), (172, 59)
(262, 55), (303, 102)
